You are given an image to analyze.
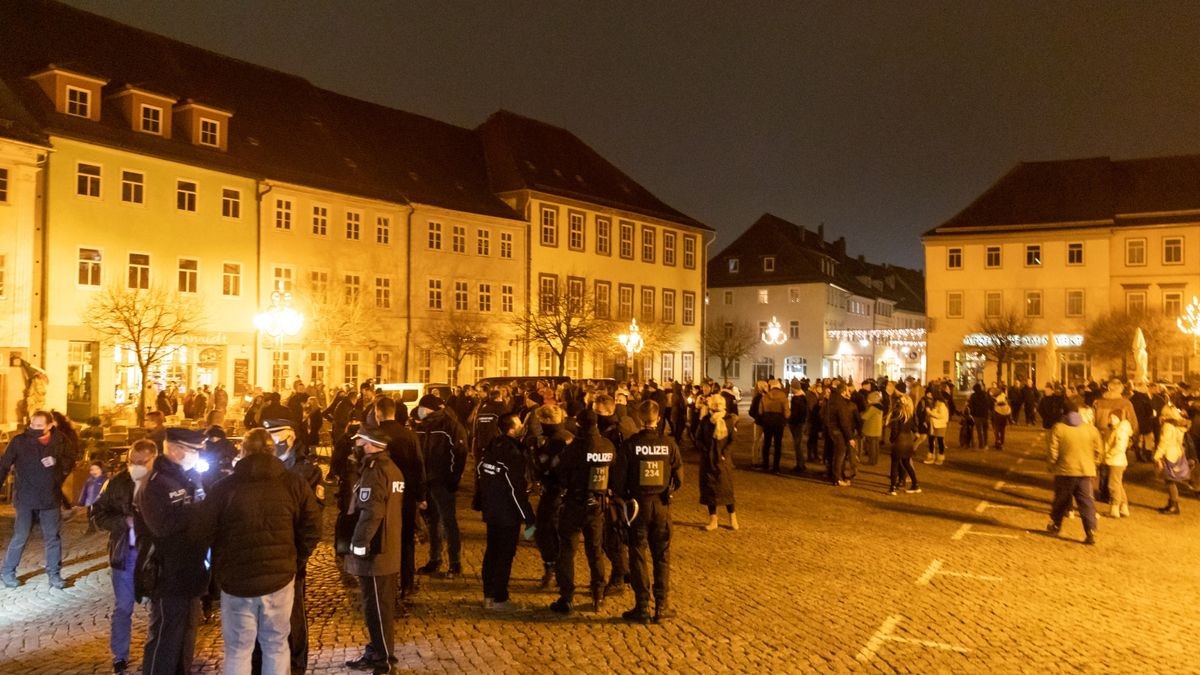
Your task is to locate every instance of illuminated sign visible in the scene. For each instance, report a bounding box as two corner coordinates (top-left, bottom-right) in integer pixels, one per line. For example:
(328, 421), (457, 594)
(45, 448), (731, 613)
(962, 333), (1083, 348)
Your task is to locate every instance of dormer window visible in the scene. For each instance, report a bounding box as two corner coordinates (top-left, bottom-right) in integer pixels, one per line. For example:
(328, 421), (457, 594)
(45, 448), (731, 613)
(66, 86), (91, 118)
(199, 118), (220, 147)
(140, 105), (162, 134)
(820, 258), (835, 276)
(763, 256), (775, 272)
(728, 257), (740, 273)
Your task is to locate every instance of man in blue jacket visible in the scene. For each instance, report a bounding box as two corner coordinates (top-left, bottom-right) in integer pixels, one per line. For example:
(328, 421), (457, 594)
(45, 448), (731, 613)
(0, 410), (69, 589)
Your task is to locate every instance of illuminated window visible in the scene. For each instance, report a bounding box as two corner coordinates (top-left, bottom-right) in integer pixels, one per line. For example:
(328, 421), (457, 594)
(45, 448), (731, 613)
(758, 289), (768, 304)
(729, 258), (740, 273)
(273, 266), (293, 292)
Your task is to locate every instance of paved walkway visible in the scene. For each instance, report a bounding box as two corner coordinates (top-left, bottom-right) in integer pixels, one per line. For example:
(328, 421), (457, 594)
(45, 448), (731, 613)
(0, 424), (1196, 673)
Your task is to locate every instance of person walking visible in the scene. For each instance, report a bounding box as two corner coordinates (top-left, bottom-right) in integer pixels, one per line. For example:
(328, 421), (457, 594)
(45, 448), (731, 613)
(474, 413), (535, 612)
(1154, 403), (1190, 515)
(697, 395), (737, 531)
(1102, 409), (1132, 518)
(197, 428), (321, 675)
(886, 395), (921, 495)
(0, 410), (69, 589)
(92, 439), (158, 674)
(1046, 401), (1102, 545)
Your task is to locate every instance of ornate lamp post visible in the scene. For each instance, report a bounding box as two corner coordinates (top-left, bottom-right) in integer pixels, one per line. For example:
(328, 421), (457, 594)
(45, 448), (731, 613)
(254, 288), (304, 344)
(1178, 295), (1200, 356)
(761, 316), (787, 345)
(618, 318), (645, 380)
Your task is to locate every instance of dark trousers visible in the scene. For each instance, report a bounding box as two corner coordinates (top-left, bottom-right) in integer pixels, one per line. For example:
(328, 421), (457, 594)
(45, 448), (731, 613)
(788, 423), (805, 468)
(993, 416), (1008, 448)
(760, 424), (784, 470)
(251, 569), (308, 674)
(806, 426), (822, 462)
(603, 509), (629, 585)
(827, 431), (857, 483)
(1050, 476), (1098, 534)
(143, 595), (200, 675)
(400, 498), (417, 594)
(426, 483), (461, 566)
(557, 502), (606, 603)
(482, 523), (520, 603)
(1095, 465), (1111, 503)
(535, 491), (561, 566)
(358, 574), (397, 663)
(889, 453), (918, 490)
(972, 416), (989, 449)
(627, 495), (671, 610)
(2, 506), (62, 577)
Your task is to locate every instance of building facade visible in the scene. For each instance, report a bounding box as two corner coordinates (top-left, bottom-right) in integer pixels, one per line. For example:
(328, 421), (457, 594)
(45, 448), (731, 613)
(923, 155), (1200, 390)
(707, 214), (925, 393)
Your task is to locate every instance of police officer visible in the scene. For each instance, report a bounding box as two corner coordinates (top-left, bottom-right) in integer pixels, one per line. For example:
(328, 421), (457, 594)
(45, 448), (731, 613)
(617, 400), (682, 624)
(473, 413), (535, 612)
(594, 395), (634, 598)
(138, 427), (210, 674)
(260, 418), (325, 675)
(375, 398), (425, 600)
(530, 403), (572, 589)
(344, 428), (404, 674)
(551, 409), (616, 614)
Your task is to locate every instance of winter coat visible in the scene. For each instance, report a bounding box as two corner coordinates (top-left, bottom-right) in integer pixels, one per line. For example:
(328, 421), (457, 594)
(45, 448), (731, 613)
(136, 455), (210, 598)
(927, 401), (950, 432)
(967, 390), (993, 418)
(343, 451), (405, 577)
(1048, 414), (1101, 478)
(759, 389), (788, 426)
(1093, 392), (1139, 437)
(1038, 393), (1066, 429)
(554, 426), (617, 507)
(198, 453), (321, 598)
(0, 429), (69, 510)
(889, 415), (919, 459)
(1129, 392), (1155, 432)
(92, 470), (137, 568)
(696, 415), (735, 506)
(861, 405), (884, 439)
(1103, 419), (1131, 467)
(417, 410), (468, 490)
(474, 435), (535, 527)
(787, 392), (807, 427)
(380, 419), (425, 505)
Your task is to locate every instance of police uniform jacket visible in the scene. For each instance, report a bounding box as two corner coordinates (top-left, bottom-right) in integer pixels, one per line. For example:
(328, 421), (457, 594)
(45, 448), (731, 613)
(555, 427), (617, 507)
(474, 435), (534, 527)
(136, 455), (209, 598)
(416, 410), (467, 490)
(380, 420), (425, 505)
(0, 428), (68, 510)
(616, 428), (682, 500)
(344, 452), (404, 577)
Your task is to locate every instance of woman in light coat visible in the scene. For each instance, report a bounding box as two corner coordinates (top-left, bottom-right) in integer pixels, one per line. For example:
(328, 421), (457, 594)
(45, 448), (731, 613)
(1154, 403), (1189, 515)
(1101, 409), (1131, 518)
(924, 392), (950, 465)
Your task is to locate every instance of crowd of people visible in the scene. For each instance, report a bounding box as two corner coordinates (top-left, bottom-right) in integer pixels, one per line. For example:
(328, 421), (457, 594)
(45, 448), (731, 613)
(0, 371), (1198, 674)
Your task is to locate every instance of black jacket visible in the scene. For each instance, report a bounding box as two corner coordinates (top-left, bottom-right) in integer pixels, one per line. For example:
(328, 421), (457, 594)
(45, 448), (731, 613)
(92, 470), (137, 568)
(825, 395), (862, 440)
(380, 419), (425, 504)
(344, 451), (405, 577)
(474, 435), (534, 527)
(198, 453), (321, 597)
(555, 426), (617, 506)
(0, 429), (68, 510)
(471, 400), (508, 457)
(136, 455), (209, 598)
(788, 393), (807, 427)
(416, 410), (467, 489)
(617, 428), (682, 500)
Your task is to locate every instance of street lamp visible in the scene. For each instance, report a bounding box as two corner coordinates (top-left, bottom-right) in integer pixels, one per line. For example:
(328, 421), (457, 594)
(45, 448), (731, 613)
(1178, 295), (1200, 355)
(618, 319), (645, 379)
(254, 288), (304, 344)
(762, 316), (787, 345)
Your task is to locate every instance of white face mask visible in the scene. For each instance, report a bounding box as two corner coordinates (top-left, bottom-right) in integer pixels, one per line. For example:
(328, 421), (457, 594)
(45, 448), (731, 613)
(181, 451), (199, 472)
(417, 407), (430, 420)
(129, 464), (149, 481)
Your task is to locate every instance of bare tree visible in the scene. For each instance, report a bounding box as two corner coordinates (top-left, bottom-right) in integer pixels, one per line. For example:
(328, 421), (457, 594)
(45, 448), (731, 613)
(299, 285), (372, 352)
(83, 284), (204, 425)
(512, 282), (612, 376)
(968, 309), (1032, 383)
(704, 317), (759, 379)
(422, 312), (494, 385)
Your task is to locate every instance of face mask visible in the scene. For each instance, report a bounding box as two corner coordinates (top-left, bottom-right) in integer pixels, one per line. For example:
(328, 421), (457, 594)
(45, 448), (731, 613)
(26, 427), (45, 437)
(275, 441), (292, 459)
(181, 452), (199, 472)
(417, 407), (430, 420)
(129, 464), (149, 481)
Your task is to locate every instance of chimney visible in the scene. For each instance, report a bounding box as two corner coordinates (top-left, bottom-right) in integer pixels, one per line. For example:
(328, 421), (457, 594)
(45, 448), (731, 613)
(835, 237), (846, 257)
(817, 223), (825, 241)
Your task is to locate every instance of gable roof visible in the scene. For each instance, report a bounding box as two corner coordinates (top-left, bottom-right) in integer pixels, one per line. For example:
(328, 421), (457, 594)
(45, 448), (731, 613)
(926, 154), (1200, 236)
(477, 110), (709, 230)
(707, 212), (924, 312)
(0, 0), (522, 220)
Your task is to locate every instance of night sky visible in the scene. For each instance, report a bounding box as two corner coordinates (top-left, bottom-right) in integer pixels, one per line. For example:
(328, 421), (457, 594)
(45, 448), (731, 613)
(62, 0), (1200, 269)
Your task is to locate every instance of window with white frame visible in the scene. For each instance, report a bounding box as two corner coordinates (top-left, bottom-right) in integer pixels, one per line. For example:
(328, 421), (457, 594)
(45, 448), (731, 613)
(221, 188), (240, 218)
(77, 163), (101, 197)
(312, 206), (327, 235)
(566, 349), (582, 379)
(273, 266), (293, 292)
(375, 277), (391, 309)
(1163, 291), (1183, 316)
(309, 270), (329, 304)
(275, 199), (292, 230)
(595, 282), (611, 319)
(946, 291), (964, 318)
(539, 275), (558, 314)
(763, 256), (775, 272)
(947, 247), (963, 269)
(1024, 290), (1042, 317)
(682, 291), (696, 325)
(984, 291), (1001, 318)
(78, 248), (102, 286)
(540, 207), (558, 246)
(343, 352), (360, 387)
(757, 289), (768, 304)
(661, 352), (675, 382)
(1126, 290), (1147, 313)
(537, 347), (553, 377)
(199, 118), (220, 147)
(641, 226), (656, 263)
(501, 284), (514, 313)
(452, 225), (466, 253)
(568, 211), (584, 251)
(139, 104), (162, 134)
(417, 349), (431, 382)
(473, 353), (486, 382)
(376, 216), (390, 244)
(728, 257), (740, 273)
(1067, 242), (1084, 265)
(121, 170), (144, 204)
(176, 180), (197, 212)
(789, 320), (800, 339)
(271, 352), (290, 392)
(985, 246), (1001, 268)
(345, 211), (361, 240)
(1025, 244), (1041, 267)
(500, 231), (513, 259)
(428, 222), (442, 249)
(641, 286), (655, 321)
(617, 284), (633, 319)
(683, 236), (696, 269)
(596, 218), (611, 255)
(619, 221), (634, 259)
(567, 277), (585, 312)
(724, 290), (734, 305)
(1163, 237), (1183, 265)
(478, 283), (492, 312)
(454, 281), (468, 310)
(476, 229), (490, 256)
(344, 274), (361, 303)
(681, 351), (694, 381)
(1065, 289), (1084, 317)
(428, 279), (443, 309)
(1126, 238), (1146, 266)
(177, 259), (198, 293)
(128, 253), (150, 290)
(663, 232), (677, 266)
(662, 289), (676, 323)
(0, 167), (7, 202)
(222, 263), (241, 297)
(309, 351), (327, 384)
(66, 86), (90, 118)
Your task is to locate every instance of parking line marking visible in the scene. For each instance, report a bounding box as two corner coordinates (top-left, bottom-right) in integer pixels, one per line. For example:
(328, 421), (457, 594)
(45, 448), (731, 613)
(856, 615), (971, 662)
(884, 635), (971, 653)
(938, 570), (1004, 582)
(951, 523), (972, 540)
(994, 480), (1036, 491)
(915, 559), (943, 585)
(968, 531), (1020, 539)
(975, 500), (1019, 513)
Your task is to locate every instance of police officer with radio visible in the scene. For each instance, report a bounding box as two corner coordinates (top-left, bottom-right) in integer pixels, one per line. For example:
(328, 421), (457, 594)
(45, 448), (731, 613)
(344, 428), (404, 674)
(550, 409), (617, 614)
(616, 400), (682, 624)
